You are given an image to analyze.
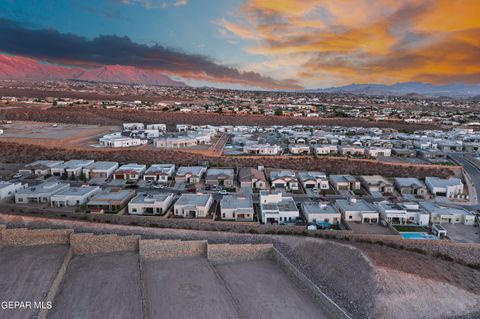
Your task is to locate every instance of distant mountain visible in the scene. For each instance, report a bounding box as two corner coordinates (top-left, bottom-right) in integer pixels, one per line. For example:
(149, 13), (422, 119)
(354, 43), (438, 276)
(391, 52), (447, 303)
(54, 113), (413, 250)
(308, 82), (480, 98)
(0, 54), (188, 87)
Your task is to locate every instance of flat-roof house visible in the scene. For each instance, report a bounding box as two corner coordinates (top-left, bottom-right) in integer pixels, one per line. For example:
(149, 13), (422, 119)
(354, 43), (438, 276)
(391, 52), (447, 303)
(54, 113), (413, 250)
(220, 195), (254, 221)
(359, 175), (394, 195)
(113, 164), (147, 181)
(0, 181), (27, 200)
(238, 167), (267, 189)
(394, 177), (428, 197)
(50, 186), (101, 207)
(335, 198), (379, 224)
(175, 166), (206, 184)
(143, 164), (175, 183)
(298, 171), (329, 191)
(302, 201), (341, 225)
(87, 188), (136, 214)
(329, 175), (361, 191)
(289, 144), (311, 155)
(313, 145), (338, 155)
(259, 190), (299, 224)
(243, 144), (281, 155)
(15, 182), (70, 204)
(419, 201), (475, 225)
(83, 161), (119, 180)
(128, 192), (174, 215)
(205, 168), (235, 187)
(425, 177), (464, 198)
(174, 193), (213, 218)
(338, 146), (365, 156)
(375, 201), (429, 226)
(19, 160), (64, 176)
(123, 123), (144, 131)
(50, 160), (95, 177)
(270, 170), (299, 191)
(365, 147), (392, 158)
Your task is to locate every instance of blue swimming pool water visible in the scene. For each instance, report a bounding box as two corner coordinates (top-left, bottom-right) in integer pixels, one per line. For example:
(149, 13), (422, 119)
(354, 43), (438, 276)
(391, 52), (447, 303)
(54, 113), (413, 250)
(401, 232), (438, 240)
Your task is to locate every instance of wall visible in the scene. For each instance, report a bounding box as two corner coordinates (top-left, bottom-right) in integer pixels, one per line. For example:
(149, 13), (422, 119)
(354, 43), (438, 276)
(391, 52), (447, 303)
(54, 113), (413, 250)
(70, 233), (139, 255)
(0, 227), (72, 246)
(139, 239), (206, 260)
(207, 243), (273, 263)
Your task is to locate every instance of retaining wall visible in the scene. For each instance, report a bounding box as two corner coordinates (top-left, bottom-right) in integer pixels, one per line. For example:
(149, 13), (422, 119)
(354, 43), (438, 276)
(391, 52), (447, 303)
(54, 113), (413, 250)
(207, 243), (273, 263)
(70, 233), (139, 255)
(139, 239), (207, 260)
(0, 228), (72, 246)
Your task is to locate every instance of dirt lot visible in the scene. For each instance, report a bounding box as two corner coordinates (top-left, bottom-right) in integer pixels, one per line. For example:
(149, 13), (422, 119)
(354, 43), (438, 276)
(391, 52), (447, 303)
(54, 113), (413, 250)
(49, 252), (143, 319)
(215, 258), (329, 319)
(0, 162), (24, 181)
(347, 222), (398, 235)
(0, 245), (69, 319)
(143, 256), (240, 319)
(442, 224), (480, 243)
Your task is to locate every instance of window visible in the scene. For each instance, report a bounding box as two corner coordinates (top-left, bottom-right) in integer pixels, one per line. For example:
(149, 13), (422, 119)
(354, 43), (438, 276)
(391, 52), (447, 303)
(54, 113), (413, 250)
(349, 216), (352, 219)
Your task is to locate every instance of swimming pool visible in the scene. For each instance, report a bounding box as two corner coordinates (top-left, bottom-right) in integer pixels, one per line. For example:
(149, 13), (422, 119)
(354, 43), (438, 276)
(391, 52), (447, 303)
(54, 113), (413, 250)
(401, 232), (438, 240)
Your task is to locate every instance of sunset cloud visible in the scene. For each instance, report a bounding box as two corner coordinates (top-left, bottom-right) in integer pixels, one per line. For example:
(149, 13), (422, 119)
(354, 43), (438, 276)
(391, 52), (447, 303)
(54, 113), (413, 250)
(0, 19), (302, 90)
(220, 0), (480, 86)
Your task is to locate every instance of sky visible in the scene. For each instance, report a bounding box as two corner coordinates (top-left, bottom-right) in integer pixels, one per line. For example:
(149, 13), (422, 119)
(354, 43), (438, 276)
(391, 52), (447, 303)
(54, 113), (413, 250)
(0, 0), (479, 90)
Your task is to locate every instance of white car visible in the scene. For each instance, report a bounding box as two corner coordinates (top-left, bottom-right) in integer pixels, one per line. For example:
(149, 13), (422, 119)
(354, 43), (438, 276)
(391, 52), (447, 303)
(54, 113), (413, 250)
(152, 184), (164, 189)
(12, 173), (23, 179)
(218, 190), (228, 195)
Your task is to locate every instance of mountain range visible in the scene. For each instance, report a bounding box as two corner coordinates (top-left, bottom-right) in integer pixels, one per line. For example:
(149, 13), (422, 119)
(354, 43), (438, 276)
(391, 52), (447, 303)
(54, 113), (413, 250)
(0, 54), (188, 87)
(309, 82), (480, 98)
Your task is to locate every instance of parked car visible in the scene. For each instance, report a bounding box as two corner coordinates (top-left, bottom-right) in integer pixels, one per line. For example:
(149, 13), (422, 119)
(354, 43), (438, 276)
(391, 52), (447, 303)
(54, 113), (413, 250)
(152, 184), (164, 189)
(218, 190), (228, 195)
(12, 173), (23, 179)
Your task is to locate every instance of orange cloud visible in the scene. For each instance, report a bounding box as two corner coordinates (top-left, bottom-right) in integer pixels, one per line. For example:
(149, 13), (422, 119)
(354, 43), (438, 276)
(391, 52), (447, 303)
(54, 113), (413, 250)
(221, 0), (480, 86)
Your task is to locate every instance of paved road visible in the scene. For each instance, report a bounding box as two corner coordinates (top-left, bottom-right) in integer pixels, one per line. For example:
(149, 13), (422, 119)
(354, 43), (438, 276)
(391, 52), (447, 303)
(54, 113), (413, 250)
(448, 153), (480, 210)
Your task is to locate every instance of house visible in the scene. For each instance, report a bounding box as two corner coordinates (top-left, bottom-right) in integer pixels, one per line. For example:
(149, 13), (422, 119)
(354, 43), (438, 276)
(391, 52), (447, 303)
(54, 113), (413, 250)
(298, 171), (329, 191)
(289, 144), (311, 155)
(146, 124), (166, 131)
(220, 195), (254, 221)
(50, 186), (101, 207)
(50, 160), (95, 177)
(15, 182), (70, 204)
(259, 190), (299, 224)
(335, 198), (379, 223)
(359, 175), (394, 195)
(173, 194), (213, 218)
(0, 181), (27, 200)
(99, 133), (148, 148)
(175, 166), (206, 184)
(87, 188), (136, 213)
(313, 144), (338, 155)
(365, 147), (392, 158)
(329, 175), (361, 191)
(154, 136), (198, 148)
(425, 177), (464, 198)
(243, 144), (281, 155)
(122, 123), (144, 131)
(113, 164), (147, 181)
(374, 201), (430, 226)
(19, 160), (64, 176)
(270, 170), (299, 191)
(394, 178), (428, 197)
(128, 192), (174, 215)
(143, 164), (175, 183)
(338, 146), (365, 156)
(83, 161), (119, 180)
(302, 201), (341, 225)
(205, 168), (235, 187)
(419, 201), (475, 225)
(238, 167), (267, 189)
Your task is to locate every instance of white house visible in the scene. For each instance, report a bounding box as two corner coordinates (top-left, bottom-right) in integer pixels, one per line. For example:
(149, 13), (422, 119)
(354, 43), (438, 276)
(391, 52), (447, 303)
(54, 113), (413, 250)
(419, 201), (475, 225)
(0, 181), (27, 200)
(99, 133), (147, 148)
(270, 170), (299, 191)
(289, 144), (311, 155)
(175, 166), (206, 184)
(113, 164), (147, 180)
(50, 160), (95, 177)
(425, 177), (464, 198)
(338, 146), (365, 156)
(15, 182), (70, 204)
(374, 201), (430, 226)
(174, 193), (213, 218)
(243, 144), (281, 155)
(298, 171), (329, 191)
(335, 198), (379, 223)
(220, 195), (255, 221)
(122, 123), (144, 131)
(146, 124), (167, 131)
(143, 164), (175, 183)
(83, 161), (119, 180)
(50, 186), (101, 207)
(259, 190), (299, 224)
(365, 147), (392, 158)
(313, 145), (338, 155)
(302, 201), (341, 224)
(128, 192), (174, 215)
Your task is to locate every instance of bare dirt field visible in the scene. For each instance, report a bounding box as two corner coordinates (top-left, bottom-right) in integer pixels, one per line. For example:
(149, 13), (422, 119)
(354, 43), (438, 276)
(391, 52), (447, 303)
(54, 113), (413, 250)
(49, 252), (143, 319)
(0, 245), (69, 319)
